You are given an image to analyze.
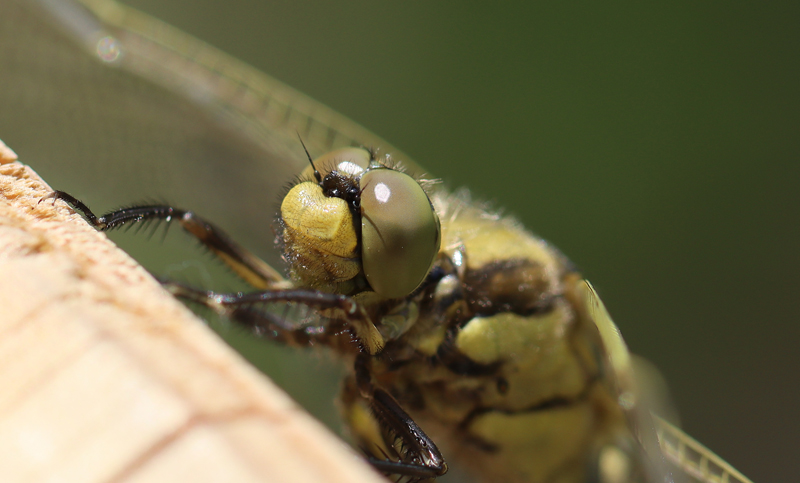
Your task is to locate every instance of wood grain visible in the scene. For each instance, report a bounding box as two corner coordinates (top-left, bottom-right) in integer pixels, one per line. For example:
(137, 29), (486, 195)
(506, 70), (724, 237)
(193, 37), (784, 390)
(0, 138), (383, 483)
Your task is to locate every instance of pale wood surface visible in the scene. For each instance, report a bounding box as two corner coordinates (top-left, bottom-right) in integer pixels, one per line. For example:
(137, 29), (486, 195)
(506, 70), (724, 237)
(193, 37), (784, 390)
(0, 138), (383, 483)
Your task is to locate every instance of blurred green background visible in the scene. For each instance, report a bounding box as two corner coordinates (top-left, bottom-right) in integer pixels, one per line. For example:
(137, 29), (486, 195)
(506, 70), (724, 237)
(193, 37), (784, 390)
(5, 0), (798, 481)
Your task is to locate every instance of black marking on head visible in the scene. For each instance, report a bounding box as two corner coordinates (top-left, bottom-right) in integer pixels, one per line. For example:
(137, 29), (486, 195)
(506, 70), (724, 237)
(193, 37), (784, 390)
(320, 170), (362, 208)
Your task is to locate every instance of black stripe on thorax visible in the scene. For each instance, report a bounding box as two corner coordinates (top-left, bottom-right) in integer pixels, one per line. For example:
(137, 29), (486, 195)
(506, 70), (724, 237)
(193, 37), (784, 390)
(462, 258), (558, 317)
(456, 373), (602, 453)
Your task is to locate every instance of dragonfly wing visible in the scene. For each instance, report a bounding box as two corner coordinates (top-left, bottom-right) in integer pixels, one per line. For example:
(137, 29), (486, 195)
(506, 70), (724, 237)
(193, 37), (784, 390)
(579, 281), (753, 483)
(578, 281), (679, 483)
(654, 415), (754, 483)
(0, 0), (426, 268)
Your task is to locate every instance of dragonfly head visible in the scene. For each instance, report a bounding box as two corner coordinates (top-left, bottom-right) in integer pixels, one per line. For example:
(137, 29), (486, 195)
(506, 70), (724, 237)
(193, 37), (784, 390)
(281, 148), (441, 299)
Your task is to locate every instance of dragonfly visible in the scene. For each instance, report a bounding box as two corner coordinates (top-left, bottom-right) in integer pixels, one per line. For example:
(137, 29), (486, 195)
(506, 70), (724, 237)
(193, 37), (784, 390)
(0, 0), (756, 482)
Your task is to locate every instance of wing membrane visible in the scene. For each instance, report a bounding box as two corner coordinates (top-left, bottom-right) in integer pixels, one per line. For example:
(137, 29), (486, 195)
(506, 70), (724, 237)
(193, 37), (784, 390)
(581, 281), (753, 483)
(0, 0), (426, 269)
(655, 416), (753, 483)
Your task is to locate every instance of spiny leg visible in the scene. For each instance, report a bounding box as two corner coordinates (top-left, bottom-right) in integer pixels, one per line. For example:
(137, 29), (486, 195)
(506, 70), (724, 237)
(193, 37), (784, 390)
(42, 190), (284, 289)
(164, 282), (385, 354)
(350, 354), (447, 480)
(43, 191), (386, 353)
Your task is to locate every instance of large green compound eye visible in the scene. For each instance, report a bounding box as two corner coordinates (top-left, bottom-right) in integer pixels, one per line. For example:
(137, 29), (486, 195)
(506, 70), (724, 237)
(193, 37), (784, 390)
(360, 168), (441, 299)
(300, 147), (371, 180)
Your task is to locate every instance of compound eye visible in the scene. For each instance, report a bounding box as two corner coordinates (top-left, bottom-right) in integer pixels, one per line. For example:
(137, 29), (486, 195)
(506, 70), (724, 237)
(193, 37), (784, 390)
(360, 168), (441, 299)
(300, 148), (371, 180)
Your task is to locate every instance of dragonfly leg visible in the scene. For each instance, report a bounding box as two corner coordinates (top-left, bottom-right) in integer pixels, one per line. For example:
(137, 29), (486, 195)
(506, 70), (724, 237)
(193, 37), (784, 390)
(164, 281), (385, 354)
(43, 191), (386, 353)
(343, 354), (447, 481)
(42, 190), (284, 288)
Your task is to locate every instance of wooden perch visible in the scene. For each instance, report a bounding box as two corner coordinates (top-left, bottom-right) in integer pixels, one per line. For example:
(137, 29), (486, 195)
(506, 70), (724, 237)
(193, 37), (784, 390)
(0, 139), (383, 483)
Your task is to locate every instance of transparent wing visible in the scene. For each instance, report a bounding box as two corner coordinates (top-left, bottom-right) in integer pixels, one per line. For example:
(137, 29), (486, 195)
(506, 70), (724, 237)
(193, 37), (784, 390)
(37, 0), (419, 164)
(579, 281), (752, 483)
(0, 0), (425, 269)
(654, 416), (754, 483)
